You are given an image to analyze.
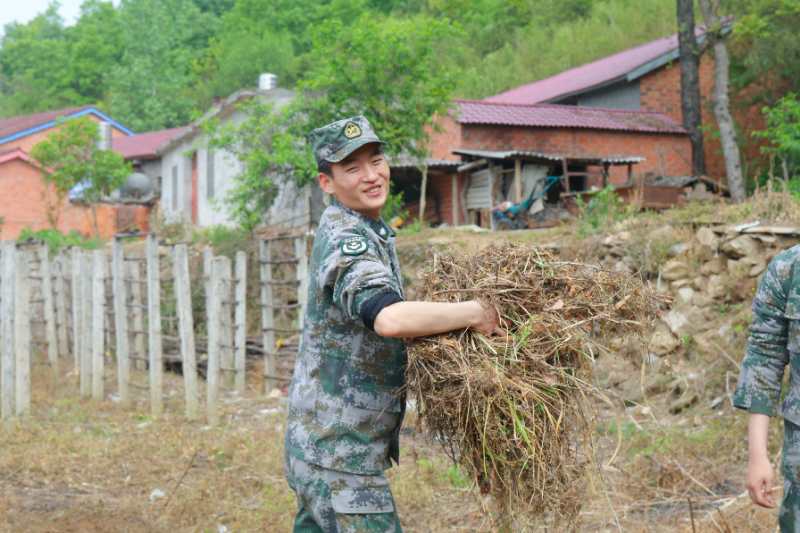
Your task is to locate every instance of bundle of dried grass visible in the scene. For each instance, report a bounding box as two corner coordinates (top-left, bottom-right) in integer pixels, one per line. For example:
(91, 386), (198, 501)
(406, 244), (659, 524)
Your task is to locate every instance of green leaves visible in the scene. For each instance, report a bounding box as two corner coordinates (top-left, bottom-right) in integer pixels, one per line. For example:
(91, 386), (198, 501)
(30, 116), (132, 212)
(754, 92), (800, 176)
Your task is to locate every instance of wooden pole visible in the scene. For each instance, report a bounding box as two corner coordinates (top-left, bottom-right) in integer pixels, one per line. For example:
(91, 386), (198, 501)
(207, 256), (226, 425)
(451, 174), (459, 226)
(91, 250), (105, 401)
(513, 158), (522, 202)
(14, 249), (31, 416)
(39, 246), (58, 377)
(233, 251), (247, 395)
(419, 165), (428, 225)
(54, 255), (70, 362)
(146, 234), (163, 416)
(173, 244), (199, 419)
(294, 236), (309, 332)
(259, 240), (277, 394)
(71, 247), (82, 372)
(1, 244), (16, 419)
(80, 252), (92, 398)
(112, 239), (130, 406)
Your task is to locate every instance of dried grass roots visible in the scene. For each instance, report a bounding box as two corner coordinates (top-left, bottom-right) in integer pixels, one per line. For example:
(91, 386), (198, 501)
(406, 244), (659, 522)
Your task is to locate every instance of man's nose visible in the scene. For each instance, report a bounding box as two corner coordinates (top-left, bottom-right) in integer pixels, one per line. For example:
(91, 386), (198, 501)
(364, 164), (380, 182)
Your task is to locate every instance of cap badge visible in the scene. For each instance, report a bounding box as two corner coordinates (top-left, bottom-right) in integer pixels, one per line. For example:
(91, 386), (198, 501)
(344, 122), (362, 139)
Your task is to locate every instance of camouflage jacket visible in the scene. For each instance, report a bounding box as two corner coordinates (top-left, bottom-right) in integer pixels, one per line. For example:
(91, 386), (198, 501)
(734, 245), (800, 423)
(285, 199), (406, 475)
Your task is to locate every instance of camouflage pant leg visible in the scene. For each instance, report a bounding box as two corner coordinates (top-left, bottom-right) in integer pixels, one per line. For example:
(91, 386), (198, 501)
(780, 419), (800, 533)
(285, 454), (403, 533)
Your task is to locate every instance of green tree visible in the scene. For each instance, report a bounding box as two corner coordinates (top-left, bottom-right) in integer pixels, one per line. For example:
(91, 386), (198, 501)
(0, 4), (76, 115)
(210, 13), (460, 231)
(30, 117), (132, 236)
(107, 0), (217, 131)
(753, 93), (800, 179)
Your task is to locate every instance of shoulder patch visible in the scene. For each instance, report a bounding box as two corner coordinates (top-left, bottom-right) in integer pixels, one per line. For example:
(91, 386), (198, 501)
(340, 235), (368, 256)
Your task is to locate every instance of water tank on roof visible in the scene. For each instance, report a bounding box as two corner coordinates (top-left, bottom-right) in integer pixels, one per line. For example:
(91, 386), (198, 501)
(258, 73), (278, 91)
(120, 172), (153, 199)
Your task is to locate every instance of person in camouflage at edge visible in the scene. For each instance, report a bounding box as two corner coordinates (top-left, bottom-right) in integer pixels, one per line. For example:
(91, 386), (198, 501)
(284, 115), (501, 533)
(734, 245), (800, 532)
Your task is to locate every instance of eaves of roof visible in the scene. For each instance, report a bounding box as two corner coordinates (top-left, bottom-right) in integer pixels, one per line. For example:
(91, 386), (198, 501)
(0, 106), (135, 146)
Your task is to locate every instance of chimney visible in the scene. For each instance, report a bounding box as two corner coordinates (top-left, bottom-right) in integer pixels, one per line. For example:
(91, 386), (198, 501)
(97, 121), (112, 151)
(258, 73), (278, 91)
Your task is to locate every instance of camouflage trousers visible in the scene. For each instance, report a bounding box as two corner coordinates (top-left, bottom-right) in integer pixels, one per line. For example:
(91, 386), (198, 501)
(285, 454), (403, 533)
(783, 420), (800, 532)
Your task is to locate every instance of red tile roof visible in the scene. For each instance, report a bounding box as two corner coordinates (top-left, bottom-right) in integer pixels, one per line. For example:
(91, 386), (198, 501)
(112, 126), (190, 160)
(484, 32), (694, 105)
(455, 100), (686, 134)
(0, 105), (94, 140)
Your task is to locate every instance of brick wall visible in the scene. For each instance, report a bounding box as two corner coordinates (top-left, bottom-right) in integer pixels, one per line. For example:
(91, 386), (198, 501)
(460, 124), (692, 180)
(1, 115), (129, 154)
(0, 157), (150, 240)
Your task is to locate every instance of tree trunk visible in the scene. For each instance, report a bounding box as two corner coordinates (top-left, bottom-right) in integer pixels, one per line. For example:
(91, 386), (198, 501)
(698, 0), (746, 202)
(90, 204), (100, 238)
(677, 0), (706, 176)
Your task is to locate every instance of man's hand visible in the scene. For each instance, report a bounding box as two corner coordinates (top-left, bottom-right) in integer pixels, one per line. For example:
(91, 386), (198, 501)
(468, 300), (504, 336)
(746, 453), (776, 508)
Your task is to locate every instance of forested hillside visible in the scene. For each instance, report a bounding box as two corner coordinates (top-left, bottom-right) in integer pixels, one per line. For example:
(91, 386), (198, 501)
(0, 0), (795, 134)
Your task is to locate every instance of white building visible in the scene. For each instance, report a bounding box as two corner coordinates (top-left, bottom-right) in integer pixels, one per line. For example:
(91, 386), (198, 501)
(156, 78), (321, 230)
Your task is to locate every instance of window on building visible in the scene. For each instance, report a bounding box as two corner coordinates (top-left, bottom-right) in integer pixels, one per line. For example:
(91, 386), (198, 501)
(206, 149), (215, 199)
(171, 164), (178, 211)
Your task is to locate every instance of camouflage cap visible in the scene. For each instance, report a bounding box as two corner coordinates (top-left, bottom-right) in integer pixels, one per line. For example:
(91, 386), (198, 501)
(308, 115), (384, 166)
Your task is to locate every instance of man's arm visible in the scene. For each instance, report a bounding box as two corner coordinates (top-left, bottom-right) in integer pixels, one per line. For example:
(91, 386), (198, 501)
(373, 300), (501, 339)
(746, 413), (776, 508)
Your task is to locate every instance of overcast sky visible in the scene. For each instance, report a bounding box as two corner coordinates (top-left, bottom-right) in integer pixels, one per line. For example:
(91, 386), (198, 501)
(0, 0), (119, 33)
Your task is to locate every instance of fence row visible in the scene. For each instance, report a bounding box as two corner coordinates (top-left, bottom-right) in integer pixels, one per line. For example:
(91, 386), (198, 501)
(0, 233), (308, 424)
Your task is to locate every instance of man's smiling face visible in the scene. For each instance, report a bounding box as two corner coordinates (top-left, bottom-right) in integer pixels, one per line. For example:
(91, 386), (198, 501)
(318, 142), (390, 219)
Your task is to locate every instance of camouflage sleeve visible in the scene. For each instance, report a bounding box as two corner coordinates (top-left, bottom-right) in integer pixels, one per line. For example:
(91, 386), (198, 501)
(732, 253), (792, 416)
(319, 231), (396, 322)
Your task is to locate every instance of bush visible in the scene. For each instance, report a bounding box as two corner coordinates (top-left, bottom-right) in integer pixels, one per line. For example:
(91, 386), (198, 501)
(17, 228), (103, 254)
(575, 186), (630, 237)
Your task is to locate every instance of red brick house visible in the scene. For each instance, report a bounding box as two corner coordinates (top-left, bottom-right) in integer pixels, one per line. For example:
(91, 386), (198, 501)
(0, 106), (185, 240)
(397, 28), (731, 227)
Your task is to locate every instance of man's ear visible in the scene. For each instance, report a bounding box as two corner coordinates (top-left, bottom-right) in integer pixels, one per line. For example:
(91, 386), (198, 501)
(318, 172), (334, 195)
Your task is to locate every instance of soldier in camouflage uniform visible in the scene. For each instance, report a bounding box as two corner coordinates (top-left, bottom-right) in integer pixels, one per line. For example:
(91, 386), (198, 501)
(284, 116), (500, 533)
(734, 245), (800, 531)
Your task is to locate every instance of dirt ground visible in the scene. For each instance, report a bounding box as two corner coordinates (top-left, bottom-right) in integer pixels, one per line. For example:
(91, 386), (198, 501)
(2, 199), (796, 532)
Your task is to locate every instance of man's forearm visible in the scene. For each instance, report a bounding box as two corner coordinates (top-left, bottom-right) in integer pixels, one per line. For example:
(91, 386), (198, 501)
(373, 300), (484, 338)
(748, 413), (771, 460)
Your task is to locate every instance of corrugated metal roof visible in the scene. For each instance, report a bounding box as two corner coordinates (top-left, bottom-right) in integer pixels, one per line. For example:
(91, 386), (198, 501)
(112, 126), (190, 160)
(455, 100), (686, 134)
(453, 148), (644, 165)
(389, 156), (461, 169)
(0, 106), (135, 144)
(484, 28), (707, 105)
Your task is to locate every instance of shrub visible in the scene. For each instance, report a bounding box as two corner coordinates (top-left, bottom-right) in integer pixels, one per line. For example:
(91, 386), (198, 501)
(17, 228), (103, 254)
(575, 186), (630, 237)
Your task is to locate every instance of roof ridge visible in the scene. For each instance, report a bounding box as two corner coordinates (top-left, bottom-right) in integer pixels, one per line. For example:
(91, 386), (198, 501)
(0, 105), (94, 124)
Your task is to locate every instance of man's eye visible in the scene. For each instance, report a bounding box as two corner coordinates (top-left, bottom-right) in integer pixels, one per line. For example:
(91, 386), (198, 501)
(371, 157), (383, 165)
(346, 167), (358, 173)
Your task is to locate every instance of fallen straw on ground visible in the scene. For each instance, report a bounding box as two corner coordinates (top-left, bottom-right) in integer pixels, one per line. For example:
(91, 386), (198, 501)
(406, 244), (659, 525)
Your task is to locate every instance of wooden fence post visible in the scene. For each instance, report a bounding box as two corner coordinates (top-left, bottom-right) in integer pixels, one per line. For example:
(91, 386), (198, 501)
(14, 249), (31, 416)
(80, 252), (93, 397)
(39, 246), (58, 377)
(294, 235), (309, 331)
(146, 233), (163, 417)
(91, 250), (105, 401)
(112, 239), (130, 406)
(207, 256), (227, 426)
(54, 255), (70, 362)
(1, 244), (16, 419)
(71, 247), (82, 373)
(234, 251), (247, 394)
(173, 244), (199, 420)
(259, 240), (277, 394)
(129, 261), (146, 371)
